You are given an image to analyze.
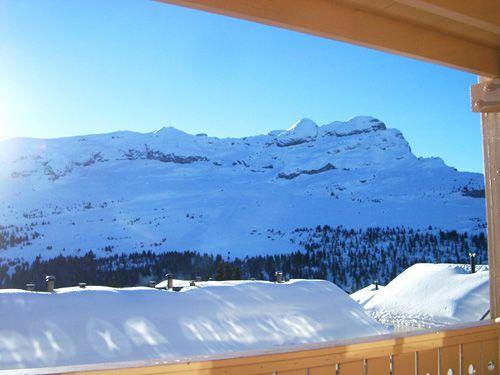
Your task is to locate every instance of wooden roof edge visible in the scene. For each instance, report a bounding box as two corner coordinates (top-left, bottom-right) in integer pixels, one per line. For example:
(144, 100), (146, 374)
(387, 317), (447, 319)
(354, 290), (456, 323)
(156, 0), (500, 77)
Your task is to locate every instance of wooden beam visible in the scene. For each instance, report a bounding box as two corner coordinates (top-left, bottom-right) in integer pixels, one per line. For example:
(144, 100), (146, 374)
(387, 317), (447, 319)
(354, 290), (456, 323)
(397, 0), (500, 30)
(336, 0), (500, 49)
(480, 111), (500, 319)
(156, 0), (500, 77)
(472, 78), (500, 113)
(481, 113), (500, 319)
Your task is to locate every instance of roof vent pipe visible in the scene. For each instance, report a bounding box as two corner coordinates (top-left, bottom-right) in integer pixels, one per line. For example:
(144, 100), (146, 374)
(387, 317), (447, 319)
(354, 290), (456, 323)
(148, 280), (156, 288)
(26, 283), (35, 292)
(78, 282), (86, 289)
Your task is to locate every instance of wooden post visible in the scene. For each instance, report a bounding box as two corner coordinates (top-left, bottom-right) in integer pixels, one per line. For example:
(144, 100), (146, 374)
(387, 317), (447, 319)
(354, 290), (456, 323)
(472, 77), (500, 319)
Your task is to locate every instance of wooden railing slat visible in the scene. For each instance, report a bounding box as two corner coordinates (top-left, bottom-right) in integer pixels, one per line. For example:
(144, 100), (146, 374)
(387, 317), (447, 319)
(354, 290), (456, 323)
(481, 339), (498, 374)
(309, 365), (335, 375)
(338, 360), (365, 374)
(366, 357), (390, 374)
(392, 352), (416, 375)
(417, 349), (439, 375)
(462, 342), (482, 375)
(440, 345), (460, 375)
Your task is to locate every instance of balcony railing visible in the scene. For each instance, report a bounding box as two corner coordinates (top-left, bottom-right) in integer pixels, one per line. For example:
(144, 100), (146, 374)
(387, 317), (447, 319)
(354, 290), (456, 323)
(33, 320), (499, 374)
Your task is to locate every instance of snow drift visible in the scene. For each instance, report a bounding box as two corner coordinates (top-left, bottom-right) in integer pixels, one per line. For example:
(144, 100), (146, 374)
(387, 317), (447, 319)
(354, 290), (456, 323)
(362, 263), (489, 328)
(0, 280), (386, 370)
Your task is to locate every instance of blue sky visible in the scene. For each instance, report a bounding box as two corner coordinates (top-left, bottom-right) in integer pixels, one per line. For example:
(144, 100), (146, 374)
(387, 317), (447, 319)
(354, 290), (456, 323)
(0, 0), (483, 172)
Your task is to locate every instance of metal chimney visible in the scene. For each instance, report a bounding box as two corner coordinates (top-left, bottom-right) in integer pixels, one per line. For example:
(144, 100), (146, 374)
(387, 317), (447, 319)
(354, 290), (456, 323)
(166, 273), (174, 289)
(469, 253), (477, 274)
(45, 275), (56, 292)
(374, 280), (379, 290)
(275, 271), (283, 283)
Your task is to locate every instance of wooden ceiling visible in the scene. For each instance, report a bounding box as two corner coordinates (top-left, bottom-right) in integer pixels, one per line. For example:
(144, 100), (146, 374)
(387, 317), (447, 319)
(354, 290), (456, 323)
(157, 0), (500, 77)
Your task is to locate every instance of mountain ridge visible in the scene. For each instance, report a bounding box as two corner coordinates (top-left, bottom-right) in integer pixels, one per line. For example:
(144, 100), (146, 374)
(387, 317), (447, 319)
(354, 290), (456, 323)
(0, 116), (486, 263)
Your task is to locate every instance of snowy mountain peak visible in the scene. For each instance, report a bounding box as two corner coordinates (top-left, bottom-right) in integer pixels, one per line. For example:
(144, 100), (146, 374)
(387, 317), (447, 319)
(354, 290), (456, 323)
(348, 115), (384, 126)
(347, 116), (386, 131)
(320, 116), (386, 137)
(287, 118), (318, 132)
(276, 118), (318, 147)
(152, 126), (189, 138)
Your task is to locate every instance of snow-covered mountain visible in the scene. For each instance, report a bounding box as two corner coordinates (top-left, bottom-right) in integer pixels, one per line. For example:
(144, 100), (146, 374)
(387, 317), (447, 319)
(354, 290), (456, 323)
(0, 116), (486, 262)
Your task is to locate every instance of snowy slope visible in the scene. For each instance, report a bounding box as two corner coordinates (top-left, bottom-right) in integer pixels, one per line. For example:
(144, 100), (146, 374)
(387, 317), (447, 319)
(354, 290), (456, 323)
(362, 263), (489, 328)
(0, 116), (485, 262)
(0, 280), (387, 370)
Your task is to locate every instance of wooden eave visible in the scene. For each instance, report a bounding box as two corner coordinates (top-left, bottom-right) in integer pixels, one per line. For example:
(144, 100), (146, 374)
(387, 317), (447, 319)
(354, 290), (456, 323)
(156, 0), (500, 77)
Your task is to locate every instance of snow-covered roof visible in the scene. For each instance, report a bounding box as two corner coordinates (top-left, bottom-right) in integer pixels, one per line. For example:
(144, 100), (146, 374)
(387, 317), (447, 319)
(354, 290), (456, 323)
(154, 278), (192, 289)
(350, 283), (385, 307)
(363, 263), (489, 328)
(0, 280), (386, 371)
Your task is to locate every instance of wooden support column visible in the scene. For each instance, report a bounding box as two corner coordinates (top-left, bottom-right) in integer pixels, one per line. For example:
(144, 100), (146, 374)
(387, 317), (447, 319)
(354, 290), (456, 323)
(472, 77), (500, 318)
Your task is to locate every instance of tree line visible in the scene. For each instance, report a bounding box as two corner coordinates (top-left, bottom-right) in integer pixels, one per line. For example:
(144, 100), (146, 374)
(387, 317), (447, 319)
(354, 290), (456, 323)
(0, 226), (487, 292)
